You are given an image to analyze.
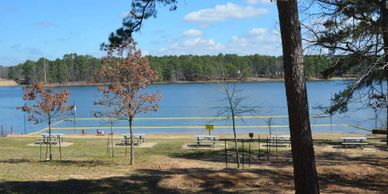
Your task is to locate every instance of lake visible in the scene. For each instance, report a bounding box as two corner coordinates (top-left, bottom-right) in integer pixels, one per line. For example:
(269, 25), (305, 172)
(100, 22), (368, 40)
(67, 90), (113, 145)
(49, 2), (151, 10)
(0, 80), (382, 135)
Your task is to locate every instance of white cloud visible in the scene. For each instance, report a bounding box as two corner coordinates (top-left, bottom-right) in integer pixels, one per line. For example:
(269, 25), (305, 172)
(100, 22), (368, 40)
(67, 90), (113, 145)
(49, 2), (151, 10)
(182, 38), (223, 48)
(249, 28), (267, 35)
(227, 27), (280, 54)
(184, 3), (268, 23)
(182, 29), (203, 37)
(246, 0), (272, 5)
(152, 27), (281, 56)
(157, 37), (224, 55)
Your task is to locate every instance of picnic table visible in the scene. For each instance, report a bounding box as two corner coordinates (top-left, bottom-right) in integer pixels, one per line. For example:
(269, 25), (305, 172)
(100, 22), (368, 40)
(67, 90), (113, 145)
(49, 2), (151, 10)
(195, 135), (218, 148)
(122, 134), (145, 145)
(341, 136), (368, 148)
(268, 135), (291, 147)
(38, 133), (64, 144)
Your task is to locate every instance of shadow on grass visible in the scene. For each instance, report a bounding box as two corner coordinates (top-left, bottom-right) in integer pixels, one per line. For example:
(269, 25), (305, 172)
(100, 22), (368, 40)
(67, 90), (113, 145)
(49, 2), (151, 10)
(167, 148), (388, 192)
(0, 159), (111, 167)
(313, 139), (342, 146)
(319, 171), (388, 192)
(314, 150), (388, 192)
(0, 159), (32, 164)
(0, 165), (386, 193)
(51, 160), (112, 167)
(315, 149), (388, 166)
(0, 168), (294, 194)
(169, 149), (293, 167)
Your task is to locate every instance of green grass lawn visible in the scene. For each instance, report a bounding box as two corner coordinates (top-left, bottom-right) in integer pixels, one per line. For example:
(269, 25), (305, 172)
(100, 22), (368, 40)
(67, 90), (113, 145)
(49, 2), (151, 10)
(0, 135), (387, 194)
(0, 136), (191, 180)
(1, 136), (264, 180)
(0, 136), (276, 193)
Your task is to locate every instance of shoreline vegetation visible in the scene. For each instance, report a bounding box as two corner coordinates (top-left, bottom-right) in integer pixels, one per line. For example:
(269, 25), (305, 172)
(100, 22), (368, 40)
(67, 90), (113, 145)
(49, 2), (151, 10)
(0, 77), (354, 87)
(2, 54), (354, 87)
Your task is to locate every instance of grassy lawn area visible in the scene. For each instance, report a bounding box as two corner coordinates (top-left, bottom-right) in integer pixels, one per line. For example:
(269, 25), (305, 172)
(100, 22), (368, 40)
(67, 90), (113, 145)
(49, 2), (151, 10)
(0, 134), (387, 193)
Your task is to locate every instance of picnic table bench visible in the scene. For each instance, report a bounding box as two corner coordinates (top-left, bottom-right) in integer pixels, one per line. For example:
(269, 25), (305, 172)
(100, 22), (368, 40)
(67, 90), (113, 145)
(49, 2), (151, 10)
(122, 134), (145, 145)
(38, 133), (64, 144)
(341, 137), (368, 148)
(195, 135), (218, 148)
(268, 135), (291, 147)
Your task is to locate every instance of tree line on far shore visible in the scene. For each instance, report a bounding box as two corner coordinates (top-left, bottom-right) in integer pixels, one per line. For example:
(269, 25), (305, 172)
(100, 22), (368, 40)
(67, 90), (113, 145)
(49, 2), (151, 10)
(0, 66), (8, 80)
(2, 54), (359, 84)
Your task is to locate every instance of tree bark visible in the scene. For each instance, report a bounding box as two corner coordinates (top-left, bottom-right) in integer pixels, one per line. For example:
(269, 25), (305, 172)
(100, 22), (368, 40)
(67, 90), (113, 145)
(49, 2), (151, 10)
(277, 0), (320, 193)
(129, 117), (134, 165)
(381, 0), (388, 145)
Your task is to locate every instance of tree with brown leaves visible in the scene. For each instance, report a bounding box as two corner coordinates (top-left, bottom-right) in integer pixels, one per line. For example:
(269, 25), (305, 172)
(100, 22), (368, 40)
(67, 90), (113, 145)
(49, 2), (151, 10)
(20, 82), (73, 161)
(97, 43), (160, 165)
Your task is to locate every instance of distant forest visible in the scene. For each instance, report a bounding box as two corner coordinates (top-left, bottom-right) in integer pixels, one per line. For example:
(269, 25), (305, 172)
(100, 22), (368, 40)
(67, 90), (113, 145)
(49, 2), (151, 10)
(1, 54), (357, 84)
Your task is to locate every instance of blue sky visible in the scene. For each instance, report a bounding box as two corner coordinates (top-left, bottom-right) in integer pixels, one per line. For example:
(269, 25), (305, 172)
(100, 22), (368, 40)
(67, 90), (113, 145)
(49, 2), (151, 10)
(0, 0), (281, 66)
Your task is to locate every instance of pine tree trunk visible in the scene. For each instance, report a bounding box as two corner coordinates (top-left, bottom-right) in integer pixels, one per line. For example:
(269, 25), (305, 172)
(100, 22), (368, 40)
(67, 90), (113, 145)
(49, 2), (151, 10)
(277, 0), (320, 193)
(381, 0), (388, 146)
(129, 118), (134, 165)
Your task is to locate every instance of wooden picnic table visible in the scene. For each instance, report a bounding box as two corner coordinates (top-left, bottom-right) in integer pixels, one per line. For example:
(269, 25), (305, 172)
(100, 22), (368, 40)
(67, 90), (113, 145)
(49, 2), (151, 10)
(195, 135), (218, 147)
(268, 135), (291, 147)
(269, 135), (290, 141)
(39, 133), (64, 144)
(340, 136), (368, 148)
(122, 134), (145, 145)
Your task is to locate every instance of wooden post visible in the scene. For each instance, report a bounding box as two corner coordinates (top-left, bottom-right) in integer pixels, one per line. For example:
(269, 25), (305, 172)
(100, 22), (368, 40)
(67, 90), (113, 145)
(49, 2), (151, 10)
(45, 139), (49, 160)
(267, 137), (269, 161)
(125, 139), (128, 156)
(224, 139), (228, 169)
(106, 135), (110, 156)
(249, 138), (251, 168)
(242, 140), (245, 169)
(330, 95), (333, 134)
(59, 136), (62, 160)
(110, 120), (114, 157)
(276, 136), (278, 160)
(111, 132), (114, 157)
(39, 141), (42, 160)
(258, 134), (261, 160)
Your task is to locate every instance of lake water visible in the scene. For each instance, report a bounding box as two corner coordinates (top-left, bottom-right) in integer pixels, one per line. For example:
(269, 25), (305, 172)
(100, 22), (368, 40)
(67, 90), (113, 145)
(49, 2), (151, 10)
(0, 81), (382, 135)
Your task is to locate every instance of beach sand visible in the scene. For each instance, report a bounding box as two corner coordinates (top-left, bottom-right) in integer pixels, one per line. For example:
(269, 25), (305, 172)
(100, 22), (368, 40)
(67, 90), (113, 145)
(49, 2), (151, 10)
(0, 80), (17, 86)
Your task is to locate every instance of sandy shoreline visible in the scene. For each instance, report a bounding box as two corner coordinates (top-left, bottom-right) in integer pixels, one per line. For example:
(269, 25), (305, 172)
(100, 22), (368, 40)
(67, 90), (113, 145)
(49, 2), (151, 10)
(0, 80), (17, 86)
